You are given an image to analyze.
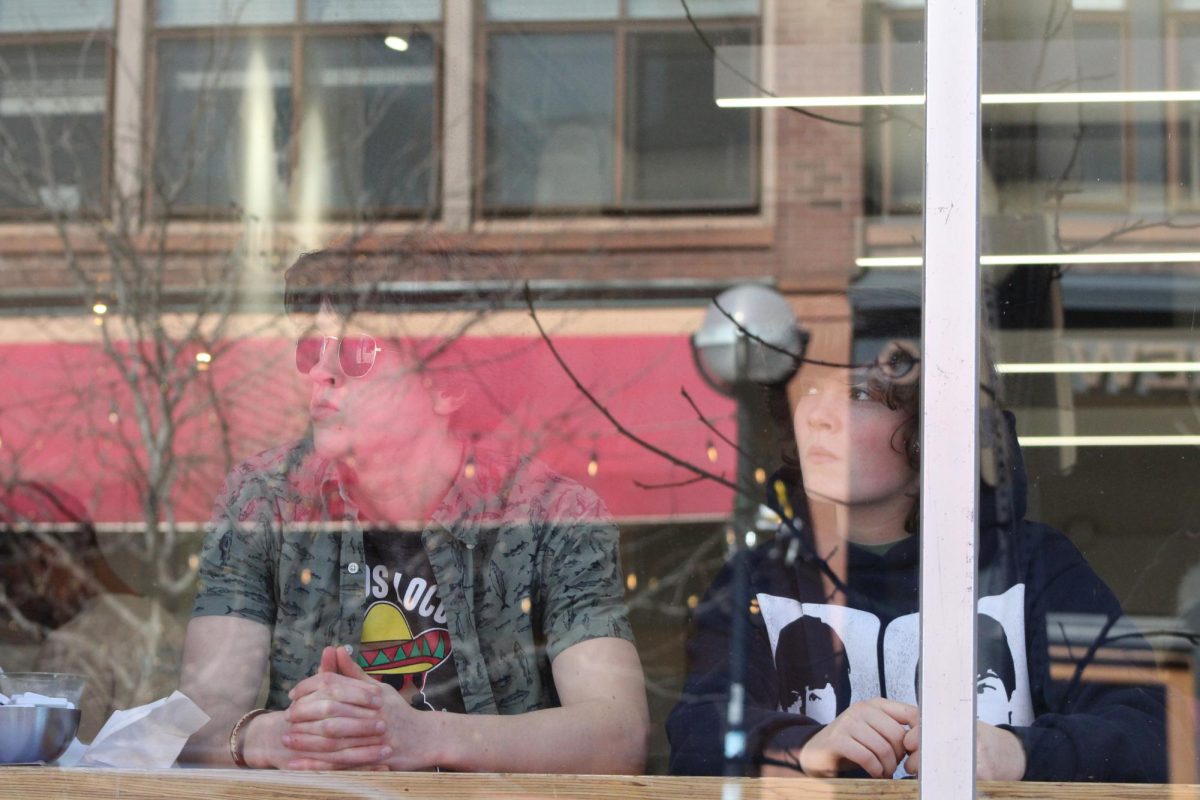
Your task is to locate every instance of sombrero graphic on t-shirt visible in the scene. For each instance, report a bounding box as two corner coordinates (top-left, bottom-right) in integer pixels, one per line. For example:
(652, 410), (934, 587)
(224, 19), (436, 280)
(358, 600), (452, 684)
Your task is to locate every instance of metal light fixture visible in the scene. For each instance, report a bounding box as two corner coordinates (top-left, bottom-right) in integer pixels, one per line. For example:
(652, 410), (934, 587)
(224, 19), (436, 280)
(690, 283), (807, 777)
(691, 284), (806, 394)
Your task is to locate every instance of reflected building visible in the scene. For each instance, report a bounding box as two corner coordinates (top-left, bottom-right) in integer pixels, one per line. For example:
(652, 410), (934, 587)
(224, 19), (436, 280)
(0, 0), (1195, 778)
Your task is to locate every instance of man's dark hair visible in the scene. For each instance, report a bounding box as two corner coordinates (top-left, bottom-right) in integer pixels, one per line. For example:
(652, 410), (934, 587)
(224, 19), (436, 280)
(913, 615), (1016, 703)
(775, 615), (852, 716)
(284, 248), (378, 318)
(976, 613), (1016, 698)
(283, 246), (462, 318)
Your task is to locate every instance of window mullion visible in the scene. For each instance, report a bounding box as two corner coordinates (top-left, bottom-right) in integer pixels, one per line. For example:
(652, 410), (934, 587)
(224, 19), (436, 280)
(919, 0), (981, 797)
(112, 0), (149, 228)
(442, 0), (474, 229)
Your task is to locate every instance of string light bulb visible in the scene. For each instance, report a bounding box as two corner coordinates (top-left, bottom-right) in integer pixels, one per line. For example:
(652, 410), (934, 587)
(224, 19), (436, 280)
(754, 467), (767, 484)
(587, 452), (599, 477)
(706, 440), (719, 463)
(464, 434), (479, 479)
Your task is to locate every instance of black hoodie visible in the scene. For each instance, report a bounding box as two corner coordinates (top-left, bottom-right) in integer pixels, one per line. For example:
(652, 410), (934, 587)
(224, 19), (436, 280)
(666, 413), (1167, 782)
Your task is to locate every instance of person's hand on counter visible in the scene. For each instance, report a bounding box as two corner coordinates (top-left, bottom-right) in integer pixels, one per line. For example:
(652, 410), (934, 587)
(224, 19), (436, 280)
(902, 720), (1026, 780)
(793, 699), (919, 778)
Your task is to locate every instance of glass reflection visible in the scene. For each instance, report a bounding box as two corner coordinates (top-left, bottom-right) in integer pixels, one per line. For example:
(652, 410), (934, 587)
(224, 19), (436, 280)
(179, 249), (649, 772)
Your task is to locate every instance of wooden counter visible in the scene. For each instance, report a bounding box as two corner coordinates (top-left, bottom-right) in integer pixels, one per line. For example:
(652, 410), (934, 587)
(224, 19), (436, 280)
(2, 770), (1199, 800)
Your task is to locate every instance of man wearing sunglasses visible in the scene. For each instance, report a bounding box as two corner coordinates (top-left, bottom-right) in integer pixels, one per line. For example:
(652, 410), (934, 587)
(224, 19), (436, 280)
(179, 249), (649, 774)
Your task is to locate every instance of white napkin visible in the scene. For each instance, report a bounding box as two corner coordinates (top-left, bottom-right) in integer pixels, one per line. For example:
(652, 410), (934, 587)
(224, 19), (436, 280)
(77, 691), (210, 768)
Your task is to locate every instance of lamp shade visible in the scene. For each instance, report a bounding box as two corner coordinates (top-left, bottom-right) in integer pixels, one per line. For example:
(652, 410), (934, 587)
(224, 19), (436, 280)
(691, 284), (805, 393)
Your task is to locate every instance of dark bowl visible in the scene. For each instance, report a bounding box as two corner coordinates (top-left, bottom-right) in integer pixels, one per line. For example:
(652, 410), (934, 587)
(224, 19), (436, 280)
(0, 706), (81, 764)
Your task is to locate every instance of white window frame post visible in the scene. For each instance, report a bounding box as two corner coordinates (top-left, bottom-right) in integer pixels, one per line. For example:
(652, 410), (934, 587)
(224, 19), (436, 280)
(441, 0), (474, 231)
(112, 0), (149, 230)
(919, 0), (981, 798)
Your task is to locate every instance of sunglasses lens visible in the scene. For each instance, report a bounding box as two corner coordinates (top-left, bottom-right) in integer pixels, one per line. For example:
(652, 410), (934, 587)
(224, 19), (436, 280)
(339, 335), (377, 378)
(295, 337), (324, 374)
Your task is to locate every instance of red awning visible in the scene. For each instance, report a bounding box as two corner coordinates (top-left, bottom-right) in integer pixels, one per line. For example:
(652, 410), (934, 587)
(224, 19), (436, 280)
(0, 334), (739, 525)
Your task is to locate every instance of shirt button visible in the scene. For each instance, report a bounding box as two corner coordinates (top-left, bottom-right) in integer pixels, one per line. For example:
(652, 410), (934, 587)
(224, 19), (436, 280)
(347, 562), (360, 574)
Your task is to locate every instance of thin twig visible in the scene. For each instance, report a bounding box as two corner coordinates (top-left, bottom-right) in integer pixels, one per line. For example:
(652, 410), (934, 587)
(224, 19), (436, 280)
(680, 386), (750, 460)
(523, 282), (743, 495)
(634, 474), (712, 491)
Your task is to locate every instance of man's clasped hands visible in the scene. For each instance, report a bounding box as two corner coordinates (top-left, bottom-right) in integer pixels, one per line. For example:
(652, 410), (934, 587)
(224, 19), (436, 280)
(249, 645), (444, 771)
(764, 698), (1028, 780)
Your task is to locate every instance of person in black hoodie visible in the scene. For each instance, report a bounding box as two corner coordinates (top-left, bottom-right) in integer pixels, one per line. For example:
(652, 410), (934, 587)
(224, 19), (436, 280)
(666, 311), (1166, 782)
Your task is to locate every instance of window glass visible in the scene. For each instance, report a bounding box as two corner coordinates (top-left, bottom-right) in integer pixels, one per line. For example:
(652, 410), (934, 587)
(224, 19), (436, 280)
(627, 0), (759, 18)
(1176, 22), (1200, 207)
(0, 42), (107, 211)
(0, 0), (112, 32)
(1067, 22), (1125, 199)
(155, 37), (293, 212)
(483, 15), (760, 215)
(624, 29), (755, 207)
(22, 0), (1200, 791)
(485, 0), (619, 22)
(876, 14), (923, 212)
(301, 34), (438, 215)
(305, 0), (442, 23)
(156, 0), (296, 28)
(978, 0), (1192, 785)
(484, 33), (615, 209)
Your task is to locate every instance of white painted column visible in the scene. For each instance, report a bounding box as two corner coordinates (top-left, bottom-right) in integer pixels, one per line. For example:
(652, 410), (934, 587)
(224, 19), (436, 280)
(441, 0), (475, 231)
(919, 0), (981, 798)
(111, 0), (148, 230)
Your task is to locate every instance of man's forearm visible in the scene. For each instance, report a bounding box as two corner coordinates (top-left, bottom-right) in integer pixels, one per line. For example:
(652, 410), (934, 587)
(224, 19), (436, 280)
(415, 699), (648, 774)
(178, 616), (271, 766)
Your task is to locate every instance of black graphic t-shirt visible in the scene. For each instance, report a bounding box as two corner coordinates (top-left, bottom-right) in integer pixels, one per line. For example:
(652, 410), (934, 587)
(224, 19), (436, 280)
(358, 530), (465, 713)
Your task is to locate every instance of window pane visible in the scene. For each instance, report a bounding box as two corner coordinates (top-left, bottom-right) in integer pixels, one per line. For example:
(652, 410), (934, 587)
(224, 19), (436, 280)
(305, 0), (442, 23)
(155, 37), (293, 213)
(627, 0), (759, 19)
(980, 0), (1189, 784)
(485, 0), (619, 22)
(484, 33), (615, 210)
(1068, 23), (1125, 198)
(0, 42), (107, 211)
(0, 0), (112, 32)
(156, 0), (296, 28)
(624, 29), (755, 207)
(982, 20), (1126, 203)
(301, 35), (437, 214)
(1176, 22), (1200, 206)
(880, 15), (923, 211)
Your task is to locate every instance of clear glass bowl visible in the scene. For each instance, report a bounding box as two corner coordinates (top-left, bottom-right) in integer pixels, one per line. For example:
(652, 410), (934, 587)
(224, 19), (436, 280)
(0, 673), (86, 708)
(0, 706), (81, 763)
